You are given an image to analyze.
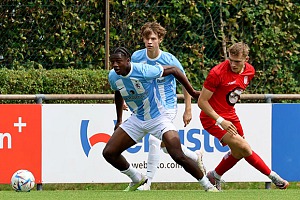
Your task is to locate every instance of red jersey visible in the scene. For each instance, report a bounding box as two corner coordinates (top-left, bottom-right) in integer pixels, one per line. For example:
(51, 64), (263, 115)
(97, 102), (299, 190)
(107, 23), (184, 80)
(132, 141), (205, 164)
(200, 60), (255, 129)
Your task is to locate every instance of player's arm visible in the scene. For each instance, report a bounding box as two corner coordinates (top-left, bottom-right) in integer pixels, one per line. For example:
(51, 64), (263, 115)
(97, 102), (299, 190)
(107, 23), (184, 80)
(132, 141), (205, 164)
(197, 87), (219, 120)
(197, 87), (238, 135)
(182, 86), (192, 127)
(162, 66), (200, 99)
(114, 90), (124, 130)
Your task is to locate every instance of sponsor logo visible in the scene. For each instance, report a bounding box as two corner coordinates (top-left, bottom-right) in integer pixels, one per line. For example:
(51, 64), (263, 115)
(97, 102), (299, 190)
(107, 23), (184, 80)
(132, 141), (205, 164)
(80, 120), (229, 157)
(0, 105), (42, 184)
(80, 120), (111, 157)
(227, 80), (236, 85)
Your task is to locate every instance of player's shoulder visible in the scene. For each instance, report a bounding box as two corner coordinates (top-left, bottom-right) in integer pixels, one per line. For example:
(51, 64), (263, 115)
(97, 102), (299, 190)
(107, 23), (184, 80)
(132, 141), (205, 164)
(245, 62), (255, 73)
(160, 50), (182, 68)
(132, 49), (146, 59)
(108, 69), (115, 76)
(131, 62), (145, 69)
(108, 69), (118, 82)
(161, 50), (178, 60)
(211, 60), (229, 74)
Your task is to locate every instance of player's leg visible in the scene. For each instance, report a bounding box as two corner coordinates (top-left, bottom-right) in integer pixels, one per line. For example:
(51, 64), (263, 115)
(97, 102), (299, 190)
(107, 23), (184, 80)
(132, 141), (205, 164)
(102, 126), (136, 171)
(138, 134), (161, 190)
(161, 144), (206, 174)
(162, 130), (217, 191)
(226, 121), (288, 189)
(163, 109), (205, 173)
(102, 117), (147, 191)
(204, 123), (244, 190)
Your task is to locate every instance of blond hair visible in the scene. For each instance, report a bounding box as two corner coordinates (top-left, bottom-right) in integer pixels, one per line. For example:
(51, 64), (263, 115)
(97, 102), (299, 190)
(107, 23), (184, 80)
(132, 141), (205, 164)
(228, 42), (249, 58)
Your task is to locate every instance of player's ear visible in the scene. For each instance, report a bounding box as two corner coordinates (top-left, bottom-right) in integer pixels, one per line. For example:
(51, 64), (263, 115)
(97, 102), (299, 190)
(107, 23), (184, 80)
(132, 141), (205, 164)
(245, 56), (249, 62)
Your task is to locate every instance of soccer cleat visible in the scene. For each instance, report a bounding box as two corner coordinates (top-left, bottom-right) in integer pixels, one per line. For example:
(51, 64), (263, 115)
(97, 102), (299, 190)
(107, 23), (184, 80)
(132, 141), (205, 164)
(123, 174), (147, 191)
(137, 182), (151, 191)
(269, 172), (289, 189)
(205, 185), (220, 192)
(196, 151), (206, 175)
(207, 170), (222, 191)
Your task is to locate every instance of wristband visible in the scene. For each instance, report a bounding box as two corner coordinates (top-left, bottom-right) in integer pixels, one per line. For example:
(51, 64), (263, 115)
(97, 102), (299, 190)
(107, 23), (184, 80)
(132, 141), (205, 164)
(216, 116), (224, 125)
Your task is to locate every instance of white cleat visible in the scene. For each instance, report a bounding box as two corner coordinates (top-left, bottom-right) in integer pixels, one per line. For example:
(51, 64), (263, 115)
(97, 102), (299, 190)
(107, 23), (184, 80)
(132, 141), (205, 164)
(123, 174), (147, 191)
(269, 171), (289, 189)
(137, 182), (151, 191)
(196, 151), (207, 175)
(207, 171), (223, 191)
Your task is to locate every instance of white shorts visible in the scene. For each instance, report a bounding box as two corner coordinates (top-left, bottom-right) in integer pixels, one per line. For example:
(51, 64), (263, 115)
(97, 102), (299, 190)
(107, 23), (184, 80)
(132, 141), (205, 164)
(120, 113), (177, 143)
(165, 108), (177, 121)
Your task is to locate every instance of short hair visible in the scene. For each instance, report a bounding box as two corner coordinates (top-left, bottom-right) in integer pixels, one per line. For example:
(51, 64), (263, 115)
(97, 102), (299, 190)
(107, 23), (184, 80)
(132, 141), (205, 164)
(228, 42), (249, 58)
(140, 22), (167, 39)
(111, 47), (131, 58)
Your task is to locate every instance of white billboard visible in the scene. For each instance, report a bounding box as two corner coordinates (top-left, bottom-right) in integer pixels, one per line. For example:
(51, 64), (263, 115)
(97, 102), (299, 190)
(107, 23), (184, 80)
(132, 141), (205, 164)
(42, 104), (271, 183)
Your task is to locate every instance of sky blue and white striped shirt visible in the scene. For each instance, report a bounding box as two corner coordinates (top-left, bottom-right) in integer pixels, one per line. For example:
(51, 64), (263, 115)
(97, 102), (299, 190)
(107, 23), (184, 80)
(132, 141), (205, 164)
(109, 62), (166, 121)
(131, 49), (185, 110)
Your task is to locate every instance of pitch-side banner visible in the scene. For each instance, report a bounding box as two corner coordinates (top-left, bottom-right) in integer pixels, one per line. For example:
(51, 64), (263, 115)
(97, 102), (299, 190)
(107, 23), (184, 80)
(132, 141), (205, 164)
(42, 104), (271, 183)
(0, 104), (42, 184)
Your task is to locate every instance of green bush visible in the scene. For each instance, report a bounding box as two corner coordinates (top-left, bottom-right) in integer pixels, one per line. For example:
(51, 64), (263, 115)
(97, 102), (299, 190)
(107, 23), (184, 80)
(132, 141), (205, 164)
(0, 68), (111, 103)
(0, 0), (299, 96)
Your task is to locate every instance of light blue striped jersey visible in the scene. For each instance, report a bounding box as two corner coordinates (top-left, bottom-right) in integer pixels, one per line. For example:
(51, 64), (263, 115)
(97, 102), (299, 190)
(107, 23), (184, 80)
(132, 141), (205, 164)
(131, 49), (185, 110)
(109, 62), (166, 121)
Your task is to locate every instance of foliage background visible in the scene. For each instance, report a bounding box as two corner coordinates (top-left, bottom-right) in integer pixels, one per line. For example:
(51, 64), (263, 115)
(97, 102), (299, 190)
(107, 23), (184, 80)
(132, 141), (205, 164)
(0, 0), (299, 97)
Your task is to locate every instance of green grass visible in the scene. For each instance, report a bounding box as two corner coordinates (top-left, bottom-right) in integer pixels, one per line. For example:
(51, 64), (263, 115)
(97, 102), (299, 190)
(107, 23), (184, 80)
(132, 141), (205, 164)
(1, 182), (299, 200)
(1, 189), (300, 200)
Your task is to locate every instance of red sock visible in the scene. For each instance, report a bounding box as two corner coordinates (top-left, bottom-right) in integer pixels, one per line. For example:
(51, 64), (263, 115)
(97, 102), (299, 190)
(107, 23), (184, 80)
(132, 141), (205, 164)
(244, 151), (271, 175)
(215, 152), (240, 176)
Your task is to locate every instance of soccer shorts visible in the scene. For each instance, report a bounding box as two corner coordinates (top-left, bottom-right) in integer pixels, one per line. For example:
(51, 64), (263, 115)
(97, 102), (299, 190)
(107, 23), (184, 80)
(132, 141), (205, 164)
(120, 113), (177, 143)
(204, 120), (244, 146)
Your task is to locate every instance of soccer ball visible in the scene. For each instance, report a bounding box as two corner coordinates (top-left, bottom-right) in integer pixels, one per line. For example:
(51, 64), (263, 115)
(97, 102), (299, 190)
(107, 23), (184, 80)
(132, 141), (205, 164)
(11, 169), (35, 192)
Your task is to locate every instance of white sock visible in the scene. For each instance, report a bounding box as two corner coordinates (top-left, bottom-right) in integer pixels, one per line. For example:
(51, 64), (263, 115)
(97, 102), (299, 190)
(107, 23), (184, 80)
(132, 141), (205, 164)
(146, 135), (161, 186)
(161, 144), (198, 162)
(120, 165), (142, 183)
(268, 171), (276, 178)
(199, 176), (214, 190)
(162, 144), (198, 162)
(161, 146), (168, 154)
(213, 170), (221, 180)
(180, 144), (198, 161)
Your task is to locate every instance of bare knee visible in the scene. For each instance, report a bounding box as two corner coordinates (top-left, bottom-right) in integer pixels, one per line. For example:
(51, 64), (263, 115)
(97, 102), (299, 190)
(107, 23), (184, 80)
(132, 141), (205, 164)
(231, 142), (252, 158)
(239, 143), (252, 157)
(102, 145), (115, 162)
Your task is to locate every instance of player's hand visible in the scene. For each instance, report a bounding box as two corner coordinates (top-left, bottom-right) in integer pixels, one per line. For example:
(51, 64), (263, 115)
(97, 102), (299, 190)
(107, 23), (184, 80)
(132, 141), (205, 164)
(221, 120), (238, 135)
(192, 90), (201, 99)
(123, 102), (128, 111)
(183, 110), (192, 127)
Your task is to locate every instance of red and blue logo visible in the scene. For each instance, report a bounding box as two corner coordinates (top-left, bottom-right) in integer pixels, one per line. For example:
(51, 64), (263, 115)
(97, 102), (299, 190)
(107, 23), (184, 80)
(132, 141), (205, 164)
(80, 119), (229, 157)
(80, 120), (111, 157)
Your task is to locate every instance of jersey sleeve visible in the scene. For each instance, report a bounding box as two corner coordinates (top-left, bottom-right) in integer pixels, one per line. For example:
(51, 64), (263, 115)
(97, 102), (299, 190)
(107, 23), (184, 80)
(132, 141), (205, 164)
(131, 51), (138, 62)
(203, 69), (220, 93)
(171, 55), (185, 74)
(108, 70), (117, 91)
(142, 63), (164, 80)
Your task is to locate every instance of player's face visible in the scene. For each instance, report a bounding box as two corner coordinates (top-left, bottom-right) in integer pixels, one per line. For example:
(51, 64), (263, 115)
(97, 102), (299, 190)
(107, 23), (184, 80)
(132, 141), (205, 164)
(228, 53), (249, 74)
(143, 31), (161, 53)
(110, 53), (130, 76)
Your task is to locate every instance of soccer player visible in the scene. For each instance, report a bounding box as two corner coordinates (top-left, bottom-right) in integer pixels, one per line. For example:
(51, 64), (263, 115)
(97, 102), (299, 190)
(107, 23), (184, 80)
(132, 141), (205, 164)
(103, 47), (218, 192)
(131, 22), (205, 190)
(197, 42), (289, 190)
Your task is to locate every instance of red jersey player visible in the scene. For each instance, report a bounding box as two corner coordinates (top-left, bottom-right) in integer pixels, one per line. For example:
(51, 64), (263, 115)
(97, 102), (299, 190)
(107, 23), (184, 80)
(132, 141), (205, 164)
(198, 42), (289, 190)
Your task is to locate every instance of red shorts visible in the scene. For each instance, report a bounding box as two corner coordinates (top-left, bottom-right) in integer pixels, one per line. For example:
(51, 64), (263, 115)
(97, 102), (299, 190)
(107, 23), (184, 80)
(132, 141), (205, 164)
(202, 119), (244, 146)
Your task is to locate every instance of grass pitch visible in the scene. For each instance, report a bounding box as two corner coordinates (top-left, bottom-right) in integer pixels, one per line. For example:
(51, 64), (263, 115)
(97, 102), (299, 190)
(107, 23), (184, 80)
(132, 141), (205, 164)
(1, 182), (299, 200)
(1, 189), (300, 200)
